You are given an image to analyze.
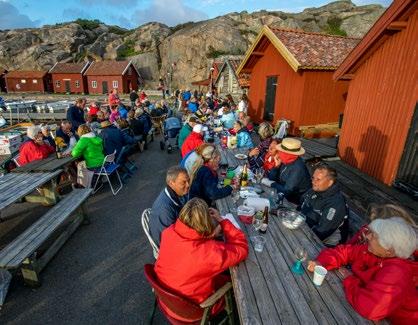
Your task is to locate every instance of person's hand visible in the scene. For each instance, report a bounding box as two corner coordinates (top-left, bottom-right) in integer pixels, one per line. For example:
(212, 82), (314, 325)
(307, 260), (317, 272)
(273, 156), (281, 167)
(210, 224), (223, 238)
(249, 148), (260, 157)
(208, 208), (223, 223)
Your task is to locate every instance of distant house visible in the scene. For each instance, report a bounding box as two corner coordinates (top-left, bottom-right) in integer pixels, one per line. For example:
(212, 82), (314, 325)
(49, 62), (90, 94)
(334, 0), (417, 187)
(191, 61), (223, 92)
(214, 59), (250, 95)
(237, 26), (359, 134)
(5, 70), (51, 93)
(84, 60), (142, 95)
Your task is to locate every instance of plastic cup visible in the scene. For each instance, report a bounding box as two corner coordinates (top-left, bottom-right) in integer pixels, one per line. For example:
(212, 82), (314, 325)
(224, 178), (232, 186)
(313, 265), (328, 286)
(251, 236), (266, 253)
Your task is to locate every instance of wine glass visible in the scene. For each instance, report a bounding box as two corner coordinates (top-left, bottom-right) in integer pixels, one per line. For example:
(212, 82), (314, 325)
(255, 168), (264, 184)
(291, 247), (307, 275)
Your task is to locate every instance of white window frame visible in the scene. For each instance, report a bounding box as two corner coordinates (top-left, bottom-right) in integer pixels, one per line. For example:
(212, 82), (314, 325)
(55, 80), (61, 88)
(112, 80), (118, 89)
(32, 79), (38, 84)
(21, 79), (26, 84)
(75, 80), (80, 88)
(92, 80), (97, 89)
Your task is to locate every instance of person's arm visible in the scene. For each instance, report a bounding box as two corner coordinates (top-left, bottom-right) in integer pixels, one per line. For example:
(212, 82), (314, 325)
(71, 139), (87, 158)
(271, 167), (303, 196)
(122, 131), (134, 145)
(343, 263), (409, 321)
(316, 244), (361, 270)
(203, 171), (233, 200)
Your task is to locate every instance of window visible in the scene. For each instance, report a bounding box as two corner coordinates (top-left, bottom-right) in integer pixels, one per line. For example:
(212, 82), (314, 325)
(32, 79), (38, 84)
(21, 79), (26, 84)
(55, 80), (61, 87)
(92, 80), (97, 88)
(75, 80), (80, 88)
(112, 80), (118, 88)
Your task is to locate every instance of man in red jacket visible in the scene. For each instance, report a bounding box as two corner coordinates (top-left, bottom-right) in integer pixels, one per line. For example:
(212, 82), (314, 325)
(18, 125), (55, 166)
(181, 124), (204, 157)
(155, 198), (248, 322)
(308, 217), (418, 325)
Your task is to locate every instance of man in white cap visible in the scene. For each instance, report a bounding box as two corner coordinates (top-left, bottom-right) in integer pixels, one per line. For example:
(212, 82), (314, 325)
(18, 125), (55, 166)
(267, 137), (311, 203)
(180, 124), (204, 158)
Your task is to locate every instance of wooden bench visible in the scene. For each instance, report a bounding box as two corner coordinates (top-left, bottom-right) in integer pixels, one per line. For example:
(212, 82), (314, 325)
(0, 188), (92, 287)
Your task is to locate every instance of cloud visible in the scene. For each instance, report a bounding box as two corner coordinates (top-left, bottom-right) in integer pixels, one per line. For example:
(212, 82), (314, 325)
(133, 0), (208, 27)
(62, 8), (92, 20)
(0, 1), (40, 29)
(79, 0), (138, 7)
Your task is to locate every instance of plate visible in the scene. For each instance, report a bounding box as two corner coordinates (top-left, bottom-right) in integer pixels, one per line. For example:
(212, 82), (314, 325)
(235, 153), (248, 160)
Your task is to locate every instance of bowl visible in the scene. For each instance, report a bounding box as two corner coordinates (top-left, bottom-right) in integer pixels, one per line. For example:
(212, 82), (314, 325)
(281, 210), (306, 230)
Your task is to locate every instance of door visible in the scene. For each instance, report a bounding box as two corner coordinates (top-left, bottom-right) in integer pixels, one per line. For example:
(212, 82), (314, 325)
(102, 81), (108, 94)
(264, 76), (278, 121)
(396, 103), (418, 188)
(64, 80), (71, 93)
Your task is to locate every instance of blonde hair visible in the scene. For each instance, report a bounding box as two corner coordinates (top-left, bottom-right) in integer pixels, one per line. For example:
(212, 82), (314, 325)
(77, 124), (91, 137)
(179, 198), (214, 237)
(367, 203), (417, 228)
(258, 122), (274, 140)
(190, 144), (219, 183)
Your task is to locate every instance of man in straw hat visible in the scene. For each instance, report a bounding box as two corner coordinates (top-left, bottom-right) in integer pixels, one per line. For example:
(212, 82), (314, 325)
(267, 137), (311, 203)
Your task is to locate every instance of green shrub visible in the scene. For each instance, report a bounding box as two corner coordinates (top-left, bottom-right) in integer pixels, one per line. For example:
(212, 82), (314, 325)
(326, 17), (347, 36)
(108, 25), (130, 35)
(118, 40), (140, 58)
(75, 19), (102, 30)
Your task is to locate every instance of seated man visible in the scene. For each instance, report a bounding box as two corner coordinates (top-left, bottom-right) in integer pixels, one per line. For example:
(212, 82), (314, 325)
(300, 164), (349, 246)
(149, 166), (190, 246)
(18, 125), (55, 166)
(41, 124), (56, 149)
(268, 138), (311, 203)
(99, 120), (134, 157)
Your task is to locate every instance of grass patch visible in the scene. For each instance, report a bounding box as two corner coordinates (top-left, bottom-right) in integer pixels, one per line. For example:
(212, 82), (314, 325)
(325, 17), (347, 36)
(206, 45), (245, 58)
(118, 40), (141, 58)
(108, 25), (131, 36)
(239, 29), (258, 37)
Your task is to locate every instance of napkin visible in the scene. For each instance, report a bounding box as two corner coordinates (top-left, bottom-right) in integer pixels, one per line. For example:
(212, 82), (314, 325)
(261, 177), (274, 187)
(222, 213), (241, 229)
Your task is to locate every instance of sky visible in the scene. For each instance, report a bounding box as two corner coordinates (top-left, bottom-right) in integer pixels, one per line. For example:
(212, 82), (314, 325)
(0, 0), (392, 30)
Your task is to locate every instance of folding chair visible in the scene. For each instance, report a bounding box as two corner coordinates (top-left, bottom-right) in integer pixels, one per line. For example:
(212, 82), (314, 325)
(141, 209), (159, 259)
(92, 151), (122, 195)
(144, 264), (235, 325)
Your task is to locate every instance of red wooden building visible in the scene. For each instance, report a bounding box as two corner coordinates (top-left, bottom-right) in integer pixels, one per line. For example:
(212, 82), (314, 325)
(49, 62), (90, 94)
(5, 70), (51, 93)
(237, 26), (359, 134)
(334, 0), (417, 187)
(84, 60), (141, 95)
(191, 61), (223, 91)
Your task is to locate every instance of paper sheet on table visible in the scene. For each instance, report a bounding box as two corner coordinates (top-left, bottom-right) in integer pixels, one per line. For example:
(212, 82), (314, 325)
(222, 213), (241, 229)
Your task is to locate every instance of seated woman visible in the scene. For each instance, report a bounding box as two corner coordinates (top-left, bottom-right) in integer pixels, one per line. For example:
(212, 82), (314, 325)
(233, 120), (253, 149)
(248, 122), (274, 172)
(189, 145), (235, 206)
(71, 124), (104, 169)
(155, 198), (248, 321)
(220, 105), (236, 129)
(18, 125), (55, 166)
(308, 217), (418, 324)
(180, 143), (213, 176)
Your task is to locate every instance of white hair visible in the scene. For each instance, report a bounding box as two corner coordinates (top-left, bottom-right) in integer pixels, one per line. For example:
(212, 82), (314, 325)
(27, 125), (41, 140)
(369, 217), (417, 259)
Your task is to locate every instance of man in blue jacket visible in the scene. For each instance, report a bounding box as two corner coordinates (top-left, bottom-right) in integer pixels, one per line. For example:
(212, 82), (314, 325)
(66, 98), (86, 131)
(149, 166), (190, 245)
(99, 120), (134, 158)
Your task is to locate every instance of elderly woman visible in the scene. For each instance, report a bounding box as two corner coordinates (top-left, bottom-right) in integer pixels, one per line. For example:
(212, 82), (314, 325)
(233, 120), (253, 149)
(248, 122), (274, 172)
(189, 145), (235, 205)
(155, 198), (248, 321)
(180, 143), (213, 176)
(308, 217), (418, 324)
(71, 124), (104, 169)
(18, 125), (55, 166)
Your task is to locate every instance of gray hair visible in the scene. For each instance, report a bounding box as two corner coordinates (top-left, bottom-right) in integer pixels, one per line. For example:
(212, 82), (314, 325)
(258, 122), (274, 140)
(27, 125), (41, 140)
(369, 217), (417, 259)
(166, 166), (188, 184)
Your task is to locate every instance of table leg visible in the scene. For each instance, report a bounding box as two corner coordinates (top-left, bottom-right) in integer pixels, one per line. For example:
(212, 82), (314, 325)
(21, 256), (41, 287)
(24, 178), (59, 206)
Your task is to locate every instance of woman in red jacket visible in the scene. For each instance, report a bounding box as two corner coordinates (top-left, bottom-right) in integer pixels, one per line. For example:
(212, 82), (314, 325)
(181, 124), (204, 157)
(308, 217), (418, 325)
(155, 198), (248, 322)
(18, 125), (55, 166)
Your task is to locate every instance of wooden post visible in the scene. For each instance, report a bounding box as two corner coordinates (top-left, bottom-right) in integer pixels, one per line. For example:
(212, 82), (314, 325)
(21, 257), (41, 287)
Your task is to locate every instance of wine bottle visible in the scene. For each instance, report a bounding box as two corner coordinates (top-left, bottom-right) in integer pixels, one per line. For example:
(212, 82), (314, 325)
(259, 206), (269, 234)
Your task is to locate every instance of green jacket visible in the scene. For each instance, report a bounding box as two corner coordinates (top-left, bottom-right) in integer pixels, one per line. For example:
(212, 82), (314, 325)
(178, 123), (192, 149)
(72, 132), (105, 168)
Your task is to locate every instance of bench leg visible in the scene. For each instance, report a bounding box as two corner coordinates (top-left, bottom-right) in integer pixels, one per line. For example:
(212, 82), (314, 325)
(80, 204), (90, 225)
(21, 257), (41, 287)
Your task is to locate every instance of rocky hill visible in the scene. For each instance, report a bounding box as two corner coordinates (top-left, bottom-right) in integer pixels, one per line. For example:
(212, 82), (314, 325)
(0, 1), (385, 88)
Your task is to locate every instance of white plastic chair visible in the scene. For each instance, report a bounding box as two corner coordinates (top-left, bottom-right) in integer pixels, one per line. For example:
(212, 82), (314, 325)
(141, 208), (159, 259)
(92, 151), (123, 195)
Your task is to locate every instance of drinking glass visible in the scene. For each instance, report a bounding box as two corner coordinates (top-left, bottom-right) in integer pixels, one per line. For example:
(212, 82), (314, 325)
(268, 188), (277, 210)
(253, 212), (263, 231)
(255, 168), (264, 184)
(232, 190), (240, 204)
(292, 247), (307, 275)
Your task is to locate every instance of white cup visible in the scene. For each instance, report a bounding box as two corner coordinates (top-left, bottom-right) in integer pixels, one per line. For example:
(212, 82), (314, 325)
(313, 265), (328, 286)
(251, 236), (266, 253)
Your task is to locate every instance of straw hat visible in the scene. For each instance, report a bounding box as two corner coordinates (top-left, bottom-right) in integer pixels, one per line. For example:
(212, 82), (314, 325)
(277, 138), (305, 156)
(100, 120), (112, 128)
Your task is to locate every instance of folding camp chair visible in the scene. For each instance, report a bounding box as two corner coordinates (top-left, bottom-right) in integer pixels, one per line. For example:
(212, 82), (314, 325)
(92, 151), (122, 195)
(141, 208), (159, 259)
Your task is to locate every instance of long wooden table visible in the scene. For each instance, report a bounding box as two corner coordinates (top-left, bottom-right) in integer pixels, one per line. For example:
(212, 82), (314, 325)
(12, 155), (76, 173)
(215, 148), (375, 325)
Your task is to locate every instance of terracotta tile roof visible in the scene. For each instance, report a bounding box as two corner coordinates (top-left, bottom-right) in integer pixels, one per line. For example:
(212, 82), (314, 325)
(6, 70), (47, 79)
(84, 60), (132, 76)
(269, 27), (360, 70)
(238, 73), (250, 88)
(49, 62), (89, 74)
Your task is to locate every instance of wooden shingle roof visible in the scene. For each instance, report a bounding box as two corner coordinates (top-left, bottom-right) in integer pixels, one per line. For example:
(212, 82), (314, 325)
(49, 62), (90, 74)
(6, 71), (47, 79)
(84, 60), (134, 76)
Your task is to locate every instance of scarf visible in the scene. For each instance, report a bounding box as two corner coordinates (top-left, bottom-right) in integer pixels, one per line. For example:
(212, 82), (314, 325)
(278, 151), (299, 164)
